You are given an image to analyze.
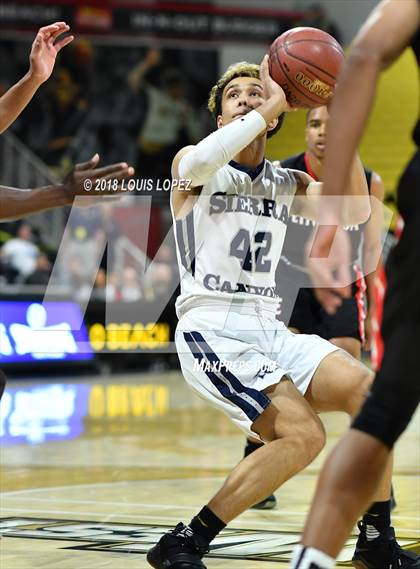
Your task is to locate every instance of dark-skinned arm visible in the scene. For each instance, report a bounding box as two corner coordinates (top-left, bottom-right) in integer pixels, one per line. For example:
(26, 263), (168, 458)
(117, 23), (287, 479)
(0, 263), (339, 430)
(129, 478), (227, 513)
(0, 23), (73, 134)
(0, 155), (134, 221)
(322, 0), (420, 200)
(307, 0), (420, 314)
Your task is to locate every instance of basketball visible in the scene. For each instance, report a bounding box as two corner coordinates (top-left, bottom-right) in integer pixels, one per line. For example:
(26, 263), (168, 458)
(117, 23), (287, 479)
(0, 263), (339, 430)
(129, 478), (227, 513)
(268, 27), (344, 108)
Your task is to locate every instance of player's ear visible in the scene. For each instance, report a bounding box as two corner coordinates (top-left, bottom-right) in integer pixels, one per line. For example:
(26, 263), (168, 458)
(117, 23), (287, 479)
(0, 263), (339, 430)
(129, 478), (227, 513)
(216, 115), (224, 129)
(267, 117), (278, 134)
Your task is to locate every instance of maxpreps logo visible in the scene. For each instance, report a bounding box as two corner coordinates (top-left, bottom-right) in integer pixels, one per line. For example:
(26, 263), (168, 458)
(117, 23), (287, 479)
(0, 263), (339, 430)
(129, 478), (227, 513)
(3, 517), (418, 565)
(294, 72), (333, 100)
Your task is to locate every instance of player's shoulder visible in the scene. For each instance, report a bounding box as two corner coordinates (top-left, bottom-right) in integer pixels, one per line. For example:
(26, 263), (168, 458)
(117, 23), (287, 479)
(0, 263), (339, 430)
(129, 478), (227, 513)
(266, 158), (293, 176)
(264, 158), (303, 193)
(267, 155), (306, 183)
(277, 152), (306, 171)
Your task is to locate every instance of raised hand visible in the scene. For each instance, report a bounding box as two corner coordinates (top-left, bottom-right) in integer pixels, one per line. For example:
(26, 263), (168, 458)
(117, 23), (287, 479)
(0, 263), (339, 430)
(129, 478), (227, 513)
(259, 54), (295, 113)
(63, 154), (135, 203)
(29, 22), (74, 84)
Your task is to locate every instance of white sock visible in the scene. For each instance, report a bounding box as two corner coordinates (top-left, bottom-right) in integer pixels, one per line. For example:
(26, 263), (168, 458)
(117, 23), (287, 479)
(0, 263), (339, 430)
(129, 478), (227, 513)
(289, 544), (335, 568)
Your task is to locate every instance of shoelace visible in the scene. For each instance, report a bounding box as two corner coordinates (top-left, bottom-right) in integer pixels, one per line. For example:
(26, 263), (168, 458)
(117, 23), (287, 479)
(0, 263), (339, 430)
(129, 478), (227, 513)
(389, 539), (403, 568)
(185, 533), (210, 556)
(171, 524), (210, 556)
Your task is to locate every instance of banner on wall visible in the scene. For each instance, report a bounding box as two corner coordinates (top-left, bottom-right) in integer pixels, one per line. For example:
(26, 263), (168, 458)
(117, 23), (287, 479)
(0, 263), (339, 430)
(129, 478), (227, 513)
(0, 301), (94, 364)
(0, 298), (177, 365)
(0, 1), (303, 43)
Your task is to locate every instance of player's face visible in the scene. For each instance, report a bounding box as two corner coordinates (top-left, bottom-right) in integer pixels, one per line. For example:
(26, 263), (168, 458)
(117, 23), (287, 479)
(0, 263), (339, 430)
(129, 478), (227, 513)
(305, 106), (329, 160)
(217, 76), (266, 128)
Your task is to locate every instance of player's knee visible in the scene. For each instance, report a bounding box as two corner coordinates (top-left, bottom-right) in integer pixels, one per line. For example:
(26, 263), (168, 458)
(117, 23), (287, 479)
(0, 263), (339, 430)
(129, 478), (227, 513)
(345, 367), (374, 417)
(275, 413), (326, 460)
(302, 417), (326, 458)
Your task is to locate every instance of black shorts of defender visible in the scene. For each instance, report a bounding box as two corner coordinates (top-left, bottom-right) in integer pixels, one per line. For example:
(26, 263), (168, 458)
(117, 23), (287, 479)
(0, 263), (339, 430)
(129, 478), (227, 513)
(283, 286), (365, 342)
(352, 318), (420, 449)
(353, 151), (420, 449)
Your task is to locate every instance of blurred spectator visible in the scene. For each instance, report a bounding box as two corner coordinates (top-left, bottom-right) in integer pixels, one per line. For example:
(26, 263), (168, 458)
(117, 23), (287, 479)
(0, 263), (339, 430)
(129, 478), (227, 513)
(145, 243), (178, 299)
(120, 266), (143, 301)
(149, 263), (174, 298)
(69, 44), (140, 167)
(42, 68), (87, 166)
(68, 203), (102, 242)
(63, 39), (94, 96)
(91, 268), (121, 301)
(24, 253), (52, 285)
(66, 256), (93, 300)
(300, 3), (342, 44)
(1, 223), (40, 279)
(128, 49), (202, 181)
(58, 208), (104, 289)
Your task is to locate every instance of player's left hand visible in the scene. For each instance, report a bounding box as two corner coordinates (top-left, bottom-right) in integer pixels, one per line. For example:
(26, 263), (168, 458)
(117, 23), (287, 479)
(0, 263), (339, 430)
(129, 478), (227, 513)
(29, 22), (74, 84)
(307, 224), (352, 315)
(63, 154), (135, 206)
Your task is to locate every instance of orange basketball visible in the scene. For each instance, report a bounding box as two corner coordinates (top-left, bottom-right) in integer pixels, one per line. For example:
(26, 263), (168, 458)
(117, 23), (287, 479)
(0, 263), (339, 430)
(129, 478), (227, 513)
(268, 27), (344, 108)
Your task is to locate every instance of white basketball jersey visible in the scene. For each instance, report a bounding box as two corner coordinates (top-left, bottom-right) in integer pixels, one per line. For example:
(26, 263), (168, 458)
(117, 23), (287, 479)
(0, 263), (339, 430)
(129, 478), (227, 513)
(172, 160), (297, 316)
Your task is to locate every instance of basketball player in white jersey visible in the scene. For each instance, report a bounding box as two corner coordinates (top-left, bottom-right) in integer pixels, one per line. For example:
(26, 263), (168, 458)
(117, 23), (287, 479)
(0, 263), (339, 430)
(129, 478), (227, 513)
(146, 56), (397, 569)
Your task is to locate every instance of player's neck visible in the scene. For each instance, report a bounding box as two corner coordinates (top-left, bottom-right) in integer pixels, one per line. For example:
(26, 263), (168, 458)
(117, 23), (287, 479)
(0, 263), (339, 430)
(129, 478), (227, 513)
(305, 151), (323, 181)
(234, 138), (265, 168)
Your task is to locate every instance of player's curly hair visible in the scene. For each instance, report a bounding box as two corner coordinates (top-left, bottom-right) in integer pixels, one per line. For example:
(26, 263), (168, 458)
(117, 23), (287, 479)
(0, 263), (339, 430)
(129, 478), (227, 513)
(207, 61), (285, 138)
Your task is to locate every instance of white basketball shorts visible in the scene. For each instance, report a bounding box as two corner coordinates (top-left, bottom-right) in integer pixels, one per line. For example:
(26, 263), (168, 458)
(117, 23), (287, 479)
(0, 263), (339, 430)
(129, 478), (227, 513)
(175, 301), (338, 438)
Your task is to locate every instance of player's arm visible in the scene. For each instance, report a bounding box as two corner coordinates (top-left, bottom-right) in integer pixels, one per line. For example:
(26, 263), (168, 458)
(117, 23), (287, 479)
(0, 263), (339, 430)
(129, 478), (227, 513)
(322, 0), (420, 203)
(0, 23), (73, 134)
(0, 155), (134, 221)
(127, 48), (160, 91)
(362, 172), (385, 350)
(305, 0), (419, 313)
(289, 154), (369, 224)
(171, 54), (292, 218)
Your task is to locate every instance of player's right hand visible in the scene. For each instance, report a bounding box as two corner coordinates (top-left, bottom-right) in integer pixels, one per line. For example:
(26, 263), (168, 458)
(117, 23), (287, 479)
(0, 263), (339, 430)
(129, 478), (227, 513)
(29, 22), (74, 84)
(62, 154), (135, 203)
(259, 54), (295, 113)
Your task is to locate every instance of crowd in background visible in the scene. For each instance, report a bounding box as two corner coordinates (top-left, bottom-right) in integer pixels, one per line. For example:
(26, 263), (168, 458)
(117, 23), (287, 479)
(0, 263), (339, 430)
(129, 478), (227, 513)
(0, 38), (216, 301)
(0, 209), (179, 304)
(1, 40), (215, 177)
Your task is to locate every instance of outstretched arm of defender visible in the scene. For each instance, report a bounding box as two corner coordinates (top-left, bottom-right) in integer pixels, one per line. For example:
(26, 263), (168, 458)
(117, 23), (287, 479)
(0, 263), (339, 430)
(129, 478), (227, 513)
(322, 0), (419, 200)
(290, 153), (369, 225)
(0, 155), (134, 221)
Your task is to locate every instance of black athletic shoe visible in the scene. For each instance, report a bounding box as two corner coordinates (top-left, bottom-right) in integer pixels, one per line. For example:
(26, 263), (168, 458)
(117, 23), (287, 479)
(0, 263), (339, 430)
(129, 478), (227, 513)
(147, 522), (209, 568)
(251, 494), (277, 510)
(352, 521), (420, 568)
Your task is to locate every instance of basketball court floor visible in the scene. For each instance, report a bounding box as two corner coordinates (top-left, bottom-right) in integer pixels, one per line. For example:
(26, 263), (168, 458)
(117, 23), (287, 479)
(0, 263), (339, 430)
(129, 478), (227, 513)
(1, 371), (419, 568)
